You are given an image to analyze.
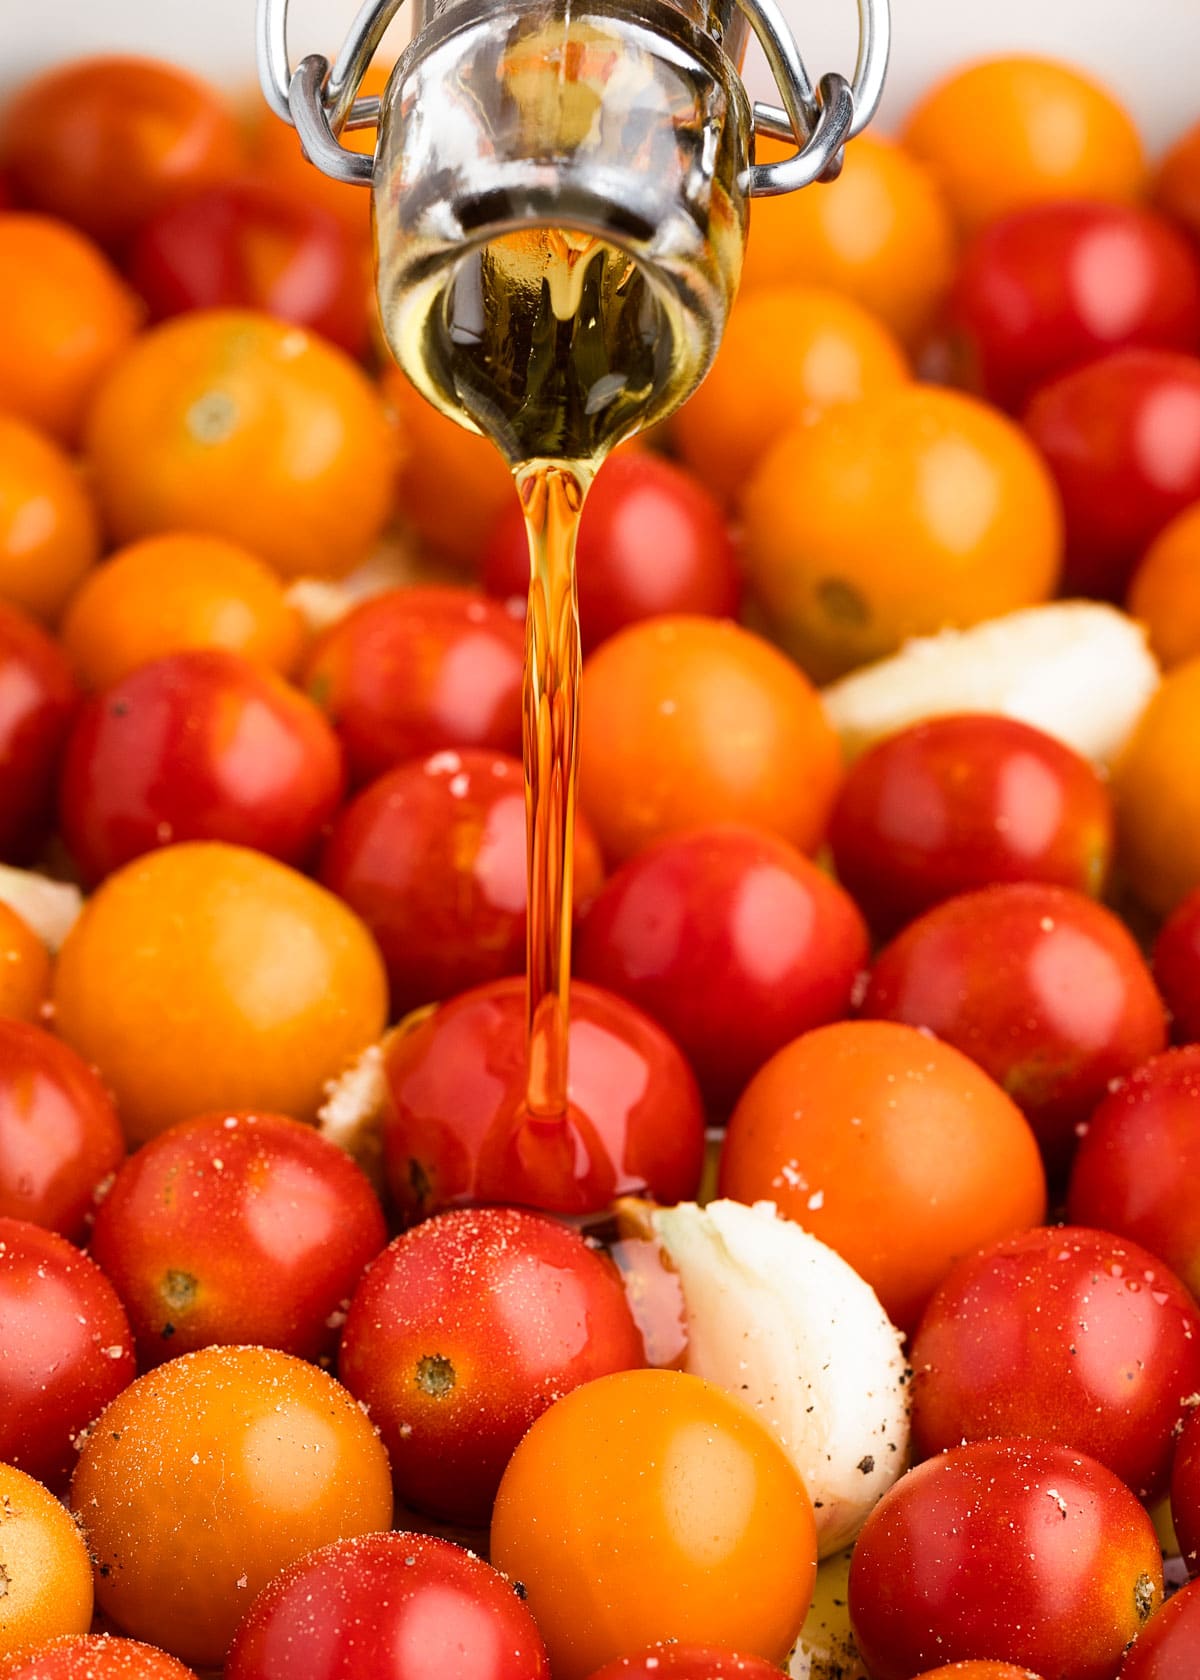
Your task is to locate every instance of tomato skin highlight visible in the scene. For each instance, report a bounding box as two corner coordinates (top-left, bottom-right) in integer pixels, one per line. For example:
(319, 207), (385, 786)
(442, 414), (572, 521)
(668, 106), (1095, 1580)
(225, 1531), (550, 1680)
(848, 1439), (1163, 1680)
(338, 1205), (646, 1525)
(89, 1110), (386, 1366)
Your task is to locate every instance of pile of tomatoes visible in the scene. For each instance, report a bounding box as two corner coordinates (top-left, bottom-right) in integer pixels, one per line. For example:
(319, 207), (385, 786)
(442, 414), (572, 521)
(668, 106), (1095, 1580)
(4, 41), (1200, 1680)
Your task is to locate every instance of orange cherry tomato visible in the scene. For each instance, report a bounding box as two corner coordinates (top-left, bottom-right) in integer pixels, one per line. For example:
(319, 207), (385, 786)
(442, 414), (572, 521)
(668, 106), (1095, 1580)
(60, 531), (304, 690)
(1127, 503), (1200, 670)
(579, 617), (842, 864)
(741, 385), (1062, 683)
(718, 1019), (1048, 1331)
(0, 1635), (198, 1678)
(0, 1462), (93, 1659)
(0, 902), (50, 1025)
(739, 133), (957, 347)
(382, 365), (517, 568)
(671, 286), (909, 505)
(0, 56), (241, 250)
(1115, 658), (1200, 915)
(0, 414), (98, 625)
(902, 56), (1147, 238)
(70, 1345), (393, 1670)
(0, 215), (141, 447)
(491, 1368), (818, 1680)
(52, 841), (388, 1145)
(1156, 118), (1200, 243)
(84, 310), (400, 580)
(911, 1669), (1045, 1680)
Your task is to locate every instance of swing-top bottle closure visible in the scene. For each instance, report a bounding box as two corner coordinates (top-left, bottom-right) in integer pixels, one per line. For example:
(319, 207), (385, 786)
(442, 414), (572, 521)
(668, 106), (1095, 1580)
(257, 0), (890, 198)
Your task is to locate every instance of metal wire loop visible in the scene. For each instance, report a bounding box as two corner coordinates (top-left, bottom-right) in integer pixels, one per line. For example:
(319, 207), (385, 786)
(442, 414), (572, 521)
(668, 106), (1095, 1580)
(741, 0), (890, 197)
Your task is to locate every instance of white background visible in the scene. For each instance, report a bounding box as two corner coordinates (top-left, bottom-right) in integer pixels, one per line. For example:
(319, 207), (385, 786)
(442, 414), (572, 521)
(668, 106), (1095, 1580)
(1, 0), (1198, 152)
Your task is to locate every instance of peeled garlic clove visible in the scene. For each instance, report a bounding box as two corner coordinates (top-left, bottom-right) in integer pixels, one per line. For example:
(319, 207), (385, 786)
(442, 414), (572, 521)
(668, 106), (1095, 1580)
(651, 1198), (909, 1557)
(822, 600), (1159, 768)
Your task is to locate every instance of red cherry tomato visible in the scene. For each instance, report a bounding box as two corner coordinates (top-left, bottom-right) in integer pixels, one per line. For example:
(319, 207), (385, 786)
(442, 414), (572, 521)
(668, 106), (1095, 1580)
(949, 201), (1200, 414)
(224, 1531), (550, 1680)
(1118, 1579), (1200, 1680)
(481, 454), (741, 654)
(0, 1019), (124, 1239)
(575, 824), (868, 1112)
(861, 883), (1168, 1174)
(1153, 889), (1200, 1041)
(0, 600), (78, 863)
(0, 1635), (197, 1678)
(1067, 1048), (1200, 1297)
(304, 588), (525, 785)
(1171, 1406), (1200, 1578)
(320, 750), (604, 1018)
(848, 1439), (1163, 1680)
(59, 649), (346, 884)
(1023, 349), (1200, 598)
(582, 1650), (786, 1680)
(380, 978), (705, 1220)
(339, 1206), (645, 1524)
(0, 1216), (134, 1489)
(910, 1225), (1200, 1502)
(828, 714), (1115, 935)
(127, 178), (369, 356)
(89, 1111), (386, 1367)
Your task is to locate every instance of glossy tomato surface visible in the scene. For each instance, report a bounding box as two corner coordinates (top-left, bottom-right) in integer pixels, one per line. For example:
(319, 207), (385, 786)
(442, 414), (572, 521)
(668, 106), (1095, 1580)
(490, 1368), (818, 1680)
(575, 824), (867, 1112)
(0, 599), (78, 862)
(949, 201), (1200, 413)
(320, 750), (603, 1019)
(380, 978), (705, 1220)
(305, 588), (525, 784)
(1118, 1580), (1200, 1680)
(828, 714), (1114, 934)
(1023, 348), (1200, 598)
(1067, 1048), (1200, 1297)
(224, 1532), (550, 1680)
(339, 1206), (645, 1524)
(70, 1345), (394, 1669)
(128, 177), (368, 355)
(719, 1020), (1046, 1332)
(0, 1019), (123, 1238)
(481, 453), (741, 653)
(909, 1225), (1200, 1500)
(0, 1217), (134, 1488)
(60, 649), (345, 884)
(861, 883), (1168, 1174)
(848, 1439), (1162, 1680)
(90, 1111), (386, 1366)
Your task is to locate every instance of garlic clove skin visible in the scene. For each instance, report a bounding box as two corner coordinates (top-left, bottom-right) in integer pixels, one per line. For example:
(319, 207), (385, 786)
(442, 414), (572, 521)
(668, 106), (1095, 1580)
(788, 1546), (869, 1680)
(651, 1197), (910, 1557)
